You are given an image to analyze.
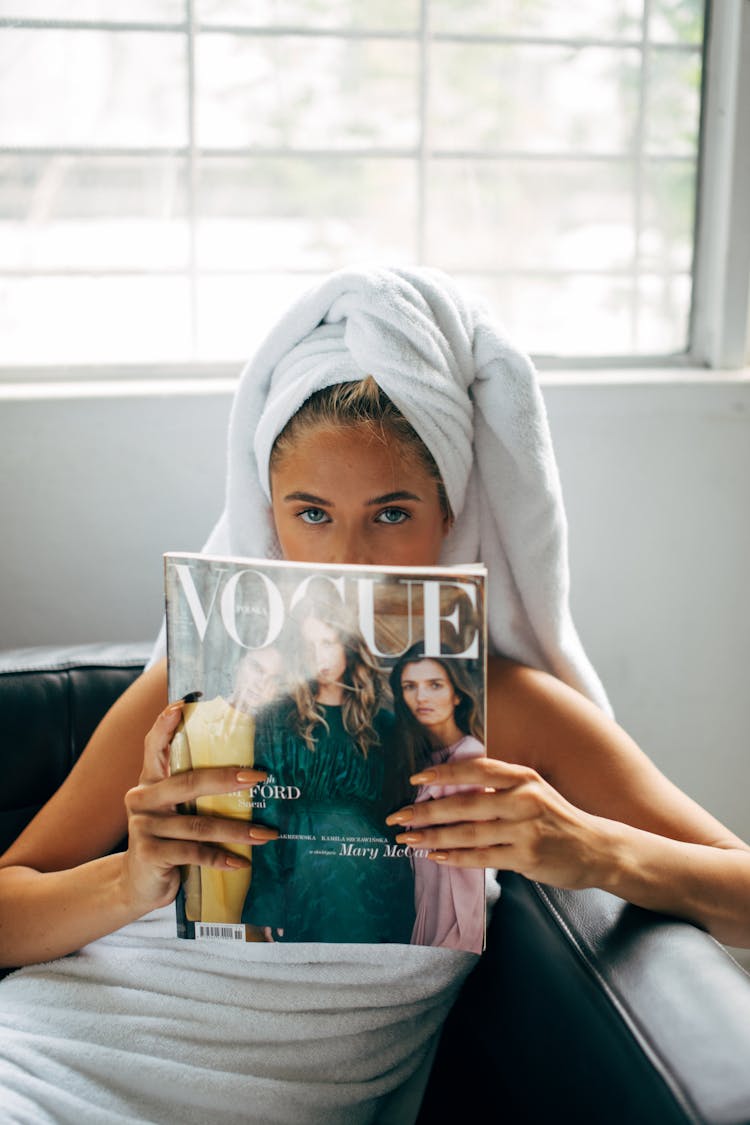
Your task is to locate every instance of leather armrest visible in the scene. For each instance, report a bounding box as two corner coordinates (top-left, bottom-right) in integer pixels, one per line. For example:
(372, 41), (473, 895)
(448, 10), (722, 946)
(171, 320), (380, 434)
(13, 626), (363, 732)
(419, 873), (750, 1125)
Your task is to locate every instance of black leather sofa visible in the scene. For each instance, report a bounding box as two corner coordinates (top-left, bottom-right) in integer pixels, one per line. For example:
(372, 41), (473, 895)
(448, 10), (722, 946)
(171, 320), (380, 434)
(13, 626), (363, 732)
(2, 644), (750, 1125)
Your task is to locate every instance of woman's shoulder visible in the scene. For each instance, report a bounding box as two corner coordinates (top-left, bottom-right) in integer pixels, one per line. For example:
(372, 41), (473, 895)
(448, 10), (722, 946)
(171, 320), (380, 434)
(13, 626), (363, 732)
(486, 655), (615, 770)
(488, 655), (603, 711)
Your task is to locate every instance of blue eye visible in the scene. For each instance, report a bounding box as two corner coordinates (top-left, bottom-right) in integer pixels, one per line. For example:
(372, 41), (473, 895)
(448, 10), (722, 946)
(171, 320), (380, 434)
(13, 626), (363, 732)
(377, 508), (409, 525)
(299, 508), (329, 524)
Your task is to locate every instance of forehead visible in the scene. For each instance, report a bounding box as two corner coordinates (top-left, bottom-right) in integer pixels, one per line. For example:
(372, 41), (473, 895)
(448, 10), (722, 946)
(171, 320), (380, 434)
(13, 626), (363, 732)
(301, 615), (339, 641)
(401, 659), (449, 682)
(270, 422), (432, 488)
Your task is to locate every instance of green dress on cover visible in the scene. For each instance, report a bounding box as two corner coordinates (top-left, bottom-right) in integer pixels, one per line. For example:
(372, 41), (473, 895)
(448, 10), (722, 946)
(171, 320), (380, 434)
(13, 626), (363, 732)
(243, 701), (415, 943)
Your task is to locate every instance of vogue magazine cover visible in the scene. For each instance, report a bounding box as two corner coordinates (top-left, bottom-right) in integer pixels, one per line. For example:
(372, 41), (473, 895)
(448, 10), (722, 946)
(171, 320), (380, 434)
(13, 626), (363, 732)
(165, 552), (487, 953)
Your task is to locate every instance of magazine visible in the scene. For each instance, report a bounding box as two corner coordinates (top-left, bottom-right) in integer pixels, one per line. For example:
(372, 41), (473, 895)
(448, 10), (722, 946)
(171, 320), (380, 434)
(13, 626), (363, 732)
(165, 551), (488, 953)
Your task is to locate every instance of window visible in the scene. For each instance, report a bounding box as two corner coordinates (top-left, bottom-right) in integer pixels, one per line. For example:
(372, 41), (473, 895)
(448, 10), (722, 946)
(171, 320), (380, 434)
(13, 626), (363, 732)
(1, 0), (744, 370)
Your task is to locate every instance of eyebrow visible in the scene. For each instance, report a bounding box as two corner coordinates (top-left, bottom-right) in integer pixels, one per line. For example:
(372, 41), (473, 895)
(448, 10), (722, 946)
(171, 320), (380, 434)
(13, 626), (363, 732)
(282, 490), (423, 506)
(282, 491), (331, 505)
(366, 491), (422, 506)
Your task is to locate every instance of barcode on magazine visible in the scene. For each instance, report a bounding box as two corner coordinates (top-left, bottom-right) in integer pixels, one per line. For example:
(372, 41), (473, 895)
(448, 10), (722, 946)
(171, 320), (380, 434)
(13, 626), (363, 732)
(194, 923), (246, 942)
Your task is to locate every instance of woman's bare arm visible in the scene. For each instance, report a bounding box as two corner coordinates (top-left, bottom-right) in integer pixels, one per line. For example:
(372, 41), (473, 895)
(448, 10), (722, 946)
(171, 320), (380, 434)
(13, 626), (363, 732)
(0, 661), (167, 966)
(0, 660), (274, 968)
(4, 661), (169, 873)
(387, 657), (750, 947)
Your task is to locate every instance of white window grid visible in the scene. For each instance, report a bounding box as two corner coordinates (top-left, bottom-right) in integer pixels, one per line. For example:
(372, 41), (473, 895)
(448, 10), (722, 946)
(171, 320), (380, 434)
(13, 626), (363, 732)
(0, 0), (747, 373)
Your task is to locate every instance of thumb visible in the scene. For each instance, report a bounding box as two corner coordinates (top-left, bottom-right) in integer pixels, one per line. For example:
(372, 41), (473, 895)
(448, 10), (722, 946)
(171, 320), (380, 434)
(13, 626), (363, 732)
(141, 702), (185, 785)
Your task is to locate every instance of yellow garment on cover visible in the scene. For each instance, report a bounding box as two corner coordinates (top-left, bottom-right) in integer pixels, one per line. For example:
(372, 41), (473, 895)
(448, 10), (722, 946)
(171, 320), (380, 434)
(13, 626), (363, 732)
(172, 697), (255, 925)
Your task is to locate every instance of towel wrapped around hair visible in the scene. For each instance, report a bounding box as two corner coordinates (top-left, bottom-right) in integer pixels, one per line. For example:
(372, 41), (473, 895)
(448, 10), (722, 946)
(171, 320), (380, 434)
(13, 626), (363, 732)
(162, 264), (608, 712)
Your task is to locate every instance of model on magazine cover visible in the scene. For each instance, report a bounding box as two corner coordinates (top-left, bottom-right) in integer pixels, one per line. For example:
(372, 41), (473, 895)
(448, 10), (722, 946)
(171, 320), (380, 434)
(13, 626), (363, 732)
(242, 596), (416, 943)
(391, 644), (486, 952)
(170, 645), (287, 928)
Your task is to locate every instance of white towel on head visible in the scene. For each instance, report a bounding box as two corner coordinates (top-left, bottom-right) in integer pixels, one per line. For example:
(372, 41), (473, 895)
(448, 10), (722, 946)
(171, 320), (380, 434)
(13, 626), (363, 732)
(152, 265), (609, 713)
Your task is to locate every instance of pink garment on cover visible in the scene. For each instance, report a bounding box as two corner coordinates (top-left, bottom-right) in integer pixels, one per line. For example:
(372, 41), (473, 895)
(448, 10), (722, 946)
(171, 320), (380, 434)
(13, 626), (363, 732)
(411, 735), (486, 954)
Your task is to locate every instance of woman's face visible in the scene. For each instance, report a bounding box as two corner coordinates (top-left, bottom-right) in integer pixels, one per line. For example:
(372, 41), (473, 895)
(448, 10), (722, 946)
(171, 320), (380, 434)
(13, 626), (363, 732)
(301, 616), (347, 686)
(270, 423), (450, 568)
(399, 660), (459, 729)
(233, 647), (284, 712)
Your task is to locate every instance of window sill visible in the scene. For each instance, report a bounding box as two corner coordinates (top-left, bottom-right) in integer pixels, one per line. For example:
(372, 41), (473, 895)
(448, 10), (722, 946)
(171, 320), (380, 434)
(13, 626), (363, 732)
(0, 365), (748, 401)
(538, 365), (750, 386)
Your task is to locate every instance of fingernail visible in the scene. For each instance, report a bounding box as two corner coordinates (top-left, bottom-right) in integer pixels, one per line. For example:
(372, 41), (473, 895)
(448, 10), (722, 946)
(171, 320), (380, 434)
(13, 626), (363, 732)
(236, 770), (265, 784)
(386, 807), (414, 825)
(225, 855), (248, 868)
(249, 826), (277, 841)
(430, 852), (449, 862)
(165, 691), (203, 715)
(396, 833), (423, 844)
(410, 770), (436, 784)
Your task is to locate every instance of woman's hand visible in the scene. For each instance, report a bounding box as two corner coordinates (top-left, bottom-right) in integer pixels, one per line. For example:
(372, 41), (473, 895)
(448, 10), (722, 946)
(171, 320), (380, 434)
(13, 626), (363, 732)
(383, 663), (750, 945)
(120, 702), (277, 917)
(386, 757), (612, 890)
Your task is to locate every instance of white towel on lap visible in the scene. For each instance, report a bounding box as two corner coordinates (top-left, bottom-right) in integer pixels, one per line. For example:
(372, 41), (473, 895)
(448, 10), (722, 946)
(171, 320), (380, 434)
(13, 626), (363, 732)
(151, 265), (609, 711)
(0, 906), (476, 1125)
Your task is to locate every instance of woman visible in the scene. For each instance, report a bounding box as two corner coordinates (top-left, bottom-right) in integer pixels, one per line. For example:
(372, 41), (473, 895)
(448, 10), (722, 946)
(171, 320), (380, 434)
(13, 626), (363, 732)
(390, 645), (486, 953)
(242, 598), (415, 943)
(0, 266), (748, 1125)
(169, 644), (287, 931)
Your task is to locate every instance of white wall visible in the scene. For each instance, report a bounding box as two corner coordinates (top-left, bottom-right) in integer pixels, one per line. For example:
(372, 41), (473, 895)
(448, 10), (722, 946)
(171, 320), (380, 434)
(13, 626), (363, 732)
(2, 384), (232, 650)
(2, 376), (749, 955)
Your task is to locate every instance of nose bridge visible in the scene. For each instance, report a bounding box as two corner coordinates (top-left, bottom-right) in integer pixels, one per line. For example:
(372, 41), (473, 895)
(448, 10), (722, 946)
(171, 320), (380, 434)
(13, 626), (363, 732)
(329, 519), (369, 566)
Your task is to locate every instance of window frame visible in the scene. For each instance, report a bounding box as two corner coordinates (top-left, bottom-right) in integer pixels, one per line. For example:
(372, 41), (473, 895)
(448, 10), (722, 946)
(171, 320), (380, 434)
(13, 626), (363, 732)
(0, 0), (747, 381)
(690, 0), (750, 369)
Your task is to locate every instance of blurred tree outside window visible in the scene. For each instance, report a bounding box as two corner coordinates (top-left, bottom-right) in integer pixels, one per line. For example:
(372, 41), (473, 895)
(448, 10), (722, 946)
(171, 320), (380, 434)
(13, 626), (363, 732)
(0, 0), (707, 366)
